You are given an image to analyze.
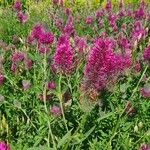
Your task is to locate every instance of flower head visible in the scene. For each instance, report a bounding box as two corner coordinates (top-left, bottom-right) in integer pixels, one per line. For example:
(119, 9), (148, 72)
(83, 37), (130, 90)
(65, 8), (71, 16)
(31, 24), (44, 40)
(13, 0), (22, 11)
(48, 81), (55, 90)
(105, 0), (112, 12)
(0, 141), (10, 150)
(39, 31), (54, 44)
(53, 34), (73, 74)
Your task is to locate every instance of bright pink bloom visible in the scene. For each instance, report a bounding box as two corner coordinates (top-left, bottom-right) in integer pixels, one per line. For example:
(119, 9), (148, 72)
(31, 24), (44, 40)
(118, 36), (131, 49)
(39, 31), (54, 44)
(13, 0), (22, 11)
(105, 0), (112, 12)
(134, 1), (145, 19)
(83, 38), (130, 90)
(95, 10), (103, 18)
(57, 34), (69, 46)
(0, 141), (10, 150)
(53, 34), (73, 74)
(48, 81), (55, 90)
(65, 8), (71, 16)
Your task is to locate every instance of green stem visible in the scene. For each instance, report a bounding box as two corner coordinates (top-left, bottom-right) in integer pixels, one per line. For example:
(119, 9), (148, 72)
(58, 73), (69, 132)
(43, 52), (57, 150)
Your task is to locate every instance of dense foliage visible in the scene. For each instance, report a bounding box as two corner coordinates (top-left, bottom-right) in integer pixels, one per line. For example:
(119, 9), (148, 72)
(0, 0), (150, 150)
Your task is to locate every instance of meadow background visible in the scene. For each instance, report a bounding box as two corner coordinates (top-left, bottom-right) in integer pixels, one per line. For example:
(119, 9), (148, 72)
(0, 0), (150, 150)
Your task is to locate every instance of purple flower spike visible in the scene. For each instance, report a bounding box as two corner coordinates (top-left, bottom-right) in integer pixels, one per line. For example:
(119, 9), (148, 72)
(39, 31), (54, 45)
(53, 34), (73, 74)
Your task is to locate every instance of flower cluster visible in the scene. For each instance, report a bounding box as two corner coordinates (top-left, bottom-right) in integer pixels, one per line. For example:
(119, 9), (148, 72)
(11, 51), (32, 73)
(130, 21), (146, 41)
(13, 0), (28, 24)
(63, 16), (75, 36)
(134, 1), (145, 19)
(105, 0), (112, 12)
(53, 34), (73, 74)
(13, 0), (22, 11)
(83, 37), (130, 90)
(27, 23), (54, 54)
